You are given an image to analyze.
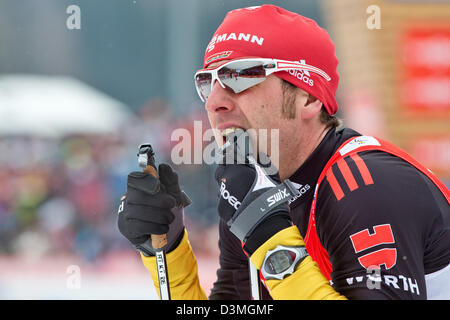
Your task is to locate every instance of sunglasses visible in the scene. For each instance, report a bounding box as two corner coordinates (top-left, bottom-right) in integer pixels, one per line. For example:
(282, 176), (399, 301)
(194, 58), (331, 102)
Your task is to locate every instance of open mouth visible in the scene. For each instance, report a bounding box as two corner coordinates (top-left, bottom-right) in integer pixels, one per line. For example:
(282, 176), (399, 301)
(221, 127), (242, 137)
(220, 126), (243, 144)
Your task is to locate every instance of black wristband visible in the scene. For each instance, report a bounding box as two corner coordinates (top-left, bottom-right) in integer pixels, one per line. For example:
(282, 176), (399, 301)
(243, 213), (292, 255)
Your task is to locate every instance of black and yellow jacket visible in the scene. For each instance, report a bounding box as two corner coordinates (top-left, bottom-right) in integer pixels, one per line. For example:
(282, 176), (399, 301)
(142, 127), (450, 300)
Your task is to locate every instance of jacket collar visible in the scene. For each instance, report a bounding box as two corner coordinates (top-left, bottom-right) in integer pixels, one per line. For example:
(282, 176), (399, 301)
(287, 127), (361, 208)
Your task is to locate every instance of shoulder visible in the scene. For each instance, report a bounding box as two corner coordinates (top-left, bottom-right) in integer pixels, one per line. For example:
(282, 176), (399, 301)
(314, 148), (448, 252)
(318, 148), (443, 209)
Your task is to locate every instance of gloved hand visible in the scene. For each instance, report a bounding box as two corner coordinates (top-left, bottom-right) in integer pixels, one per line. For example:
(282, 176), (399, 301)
(215, 130), (299, 255)
(117, 163), (186, 256)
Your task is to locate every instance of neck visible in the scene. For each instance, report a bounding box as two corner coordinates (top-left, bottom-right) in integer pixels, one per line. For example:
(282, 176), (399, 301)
(278, 124), (329, 180)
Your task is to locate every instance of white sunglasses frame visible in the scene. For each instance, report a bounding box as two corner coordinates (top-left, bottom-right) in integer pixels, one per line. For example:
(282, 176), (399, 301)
(194, 57), (331, 102)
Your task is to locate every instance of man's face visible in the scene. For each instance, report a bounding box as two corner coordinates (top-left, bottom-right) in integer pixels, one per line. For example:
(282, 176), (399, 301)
(204, 60), (306, 161)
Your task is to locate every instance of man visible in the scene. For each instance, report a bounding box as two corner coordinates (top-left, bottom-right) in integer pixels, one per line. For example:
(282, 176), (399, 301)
(118, 5), (450, 299)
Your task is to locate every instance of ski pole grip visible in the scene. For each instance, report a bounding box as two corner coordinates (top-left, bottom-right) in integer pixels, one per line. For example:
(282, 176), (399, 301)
(138, 144), (168, 250)
(143, 164), (158, 179)
(141, 165), (167, 250)
(142, 165), (168, 249)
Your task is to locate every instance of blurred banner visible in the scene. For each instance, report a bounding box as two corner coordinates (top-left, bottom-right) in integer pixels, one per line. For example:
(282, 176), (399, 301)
(0, 75), (132, 137)
(321, 0), (450, 182)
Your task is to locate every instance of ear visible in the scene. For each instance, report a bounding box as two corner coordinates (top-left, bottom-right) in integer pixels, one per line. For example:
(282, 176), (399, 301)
(300, 94), (323, 120)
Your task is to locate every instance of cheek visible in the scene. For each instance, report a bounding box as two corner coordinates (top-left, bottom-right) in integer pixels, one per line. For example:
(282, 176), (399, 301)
(206, 111), (216, 129)
(251, 101), (283, 129)
(206, 112), (224, 146)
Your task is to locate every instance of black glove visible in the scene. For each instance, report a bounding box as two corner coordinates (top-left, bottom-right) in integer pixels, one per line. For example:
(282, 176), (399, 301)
(215, 130), (299, 255)
(117, 163), (186, 256)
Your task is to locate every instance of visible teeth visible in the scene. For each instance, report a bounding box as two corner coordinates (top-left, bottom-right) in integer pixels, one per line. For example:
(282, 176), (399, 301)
(221, 127), (241, 137)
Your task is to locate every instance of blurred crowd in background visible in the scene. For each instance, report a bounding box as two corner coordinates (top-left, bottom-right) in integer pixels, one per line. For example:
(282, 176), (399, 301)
(0, 99), (220, 264)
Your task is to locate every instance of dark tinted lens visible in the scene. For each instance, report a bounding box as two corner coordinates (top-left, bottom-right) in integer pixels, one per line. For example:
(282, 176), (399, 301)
(195, 72), (212, 84)
(218, 64), (265, 80)
(218, 61), (266, 94)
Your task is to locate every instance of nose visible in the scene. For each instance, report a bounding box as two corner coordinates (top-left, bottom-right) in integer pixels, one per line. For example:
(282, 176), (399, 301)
(204, 80), (235, 114)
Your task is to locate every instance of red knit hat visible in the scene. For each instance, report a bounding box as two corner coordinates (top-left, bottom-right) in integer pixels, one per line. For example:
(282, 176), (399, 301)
(203, 5), (339, 115)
